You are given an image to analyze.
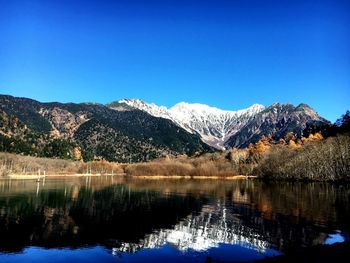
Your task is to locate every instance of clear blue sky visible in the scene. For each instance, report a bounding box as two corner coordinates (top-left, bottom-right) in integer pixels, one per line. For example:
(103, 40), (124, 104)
(0, 0), (349, 121)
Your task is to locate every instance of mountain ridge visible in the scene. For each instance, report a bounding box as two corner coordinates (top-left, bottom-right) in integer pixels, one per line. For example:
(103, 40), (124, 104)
(0, 94), (330, 161)
(0, 94), (212, 162)
(111, 99), (328, 149)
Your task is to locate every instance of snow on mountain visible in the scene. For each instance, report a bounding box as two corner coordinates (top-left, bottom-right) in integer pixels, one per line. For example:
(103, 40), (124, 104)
(224, 102), (330, 148)
(114, 99), (265, 149)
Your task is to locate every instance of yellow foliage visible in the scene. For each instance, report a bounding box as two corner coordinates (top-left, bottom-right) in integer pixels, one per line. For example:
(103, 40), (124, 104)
(252, 136), (271, 154)
(288, 140), (297, 148)
(313, 132), (323, 140)
(288, 139), (302, 149)
(301, 132), (324, 144)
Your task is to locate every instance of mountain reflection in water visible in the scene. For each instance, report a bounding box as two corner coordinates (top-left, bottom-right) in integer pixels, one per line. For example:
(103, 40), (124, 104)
(115, 201), (270, 254)
(0, 177), (349, 262)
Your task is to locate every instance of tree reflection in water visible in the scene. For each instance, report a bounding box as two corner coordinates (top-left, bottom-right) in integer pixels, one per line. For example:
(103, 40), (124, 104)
(0, 177), (349, 258)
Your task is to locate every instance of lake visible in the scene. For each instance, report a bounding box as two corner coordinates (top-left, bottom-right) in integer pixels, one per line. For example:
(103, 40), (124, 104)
(0, 177), (349, 263)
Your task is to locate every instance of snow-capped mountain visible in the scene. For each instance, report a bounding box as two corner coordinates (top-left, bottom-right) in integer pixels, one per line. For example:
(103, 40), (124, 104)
(225, 103), (330, 148)
(0, 95), (212, 162)
(112, 99), (265, 149)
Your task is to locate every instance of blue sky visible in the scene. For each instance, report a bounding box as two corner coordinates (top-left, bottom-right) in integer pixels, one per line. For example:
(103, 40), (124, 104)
(0, 0), (349, 121)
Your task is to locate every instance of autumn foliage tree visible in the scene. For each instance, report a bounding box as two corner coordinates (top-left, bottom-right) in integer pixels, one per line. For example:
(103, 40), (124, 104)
(249, 135), (272, 154)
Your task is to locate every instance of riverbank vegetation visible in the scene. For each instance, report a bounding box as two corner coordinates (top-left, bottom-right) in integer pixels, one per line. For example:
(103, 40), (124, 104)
(0, 153), (123, 176)
(252, 111), (350, 181)
(254, 134), (350, 181)
(124, 132), (349, 181)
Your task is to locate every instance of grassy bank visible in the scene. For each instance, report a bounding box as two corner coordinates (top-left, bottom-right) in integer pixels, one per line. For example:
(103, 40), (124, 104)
(125, 155), (240, 177)
(0, 152), (123, 177)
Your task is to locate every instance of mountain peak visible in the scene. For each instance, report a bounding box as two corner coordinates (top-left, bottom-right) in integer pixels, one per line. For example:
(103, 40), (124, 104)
(296, 103), (312, 109)
(109, 98), (329, 149)
(270, 102), (294, 108)
(112, 99), (267, 149)
(170, 102), (266, 117)
(171, 102), (226, 114)
(118, 98), (147, 106)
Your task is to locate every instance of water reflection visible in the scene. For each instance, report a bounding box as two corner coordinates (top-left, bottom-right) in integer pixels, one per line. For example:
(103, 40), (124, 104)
(115, 201), (270, 254)
(324, 231), (346, 245)
(0, 177), (349, 262)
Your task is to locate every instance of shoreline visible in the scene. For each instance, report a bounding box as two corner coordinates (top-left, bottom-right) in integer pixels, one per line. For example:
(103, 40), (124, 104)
(128, 175), (257, 180)
(1, 173), (256, 180)
(2, 174), (348, 182)
(2, 173), (123, 180)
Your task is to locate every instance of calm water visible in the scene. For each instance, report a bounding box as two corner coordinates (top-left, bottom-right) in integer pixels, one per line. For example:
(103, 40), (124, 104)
(0, 177), (349, 263)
